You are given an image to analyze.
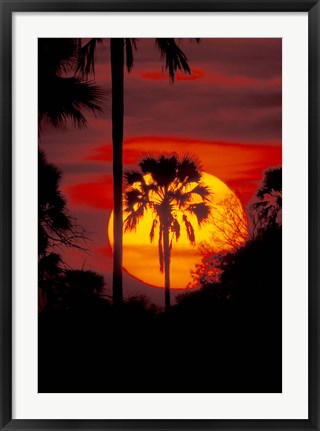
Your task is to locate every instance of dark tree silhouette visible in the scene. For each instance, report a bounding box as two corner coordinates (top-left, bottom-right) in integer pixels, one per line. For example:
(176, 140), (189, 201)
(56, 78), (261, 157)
(38, 163), (282, 393)
(64, 269), (105, 308)
(188, 167), (283, 293)
(38, 252), (64, 309)
(188, 194), (248, 289)
(174, 171), (282, 393)
(250, 167), (282, 237)
(38, 39), (104, 308)
(77, 38), (199, 306)
(38, 150), (86, 253)
(123, 154), (211, 311)
(38, 38), (104, 128)
(38, 150), (87, 309)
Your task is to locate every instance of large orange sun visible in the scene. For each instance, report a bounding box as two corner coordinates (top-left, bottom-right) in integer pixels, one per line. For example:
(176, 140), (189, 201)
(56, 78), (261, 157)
(108, 172), (248, 290)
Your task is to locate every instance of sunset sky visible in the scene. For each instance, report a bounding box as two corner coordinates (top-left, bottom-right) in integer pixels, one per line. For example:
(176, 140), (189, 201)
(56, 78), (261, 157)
(39, 38), (282, 305)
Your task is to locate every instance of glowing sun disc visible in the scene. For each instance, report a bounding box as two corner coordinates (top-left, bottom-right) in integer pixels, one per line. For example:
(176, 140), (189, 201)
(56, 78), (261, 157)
(108, 172), (247, 290)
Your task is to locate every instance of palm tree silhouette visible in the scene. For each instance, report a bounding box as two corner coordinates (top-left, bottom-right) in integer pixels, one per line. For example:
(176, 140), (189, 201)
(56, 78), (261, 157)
(123, 154), (211, 311)
(77, 38), (198, 306)
(250, 167), (282, 236)
(38, 38), (104, 129)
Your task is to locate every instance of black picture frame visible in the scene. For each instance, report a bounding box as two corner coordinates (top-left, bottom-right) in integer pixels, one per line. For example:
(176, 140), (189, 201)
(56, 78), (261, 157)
(1, 0), (319, 429)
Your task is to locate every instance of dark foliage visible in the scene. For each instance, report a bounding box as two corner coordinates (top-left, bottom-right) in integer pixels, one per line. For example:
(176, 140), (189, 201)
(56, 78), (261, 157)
(250, 167), (282, 238)
(38, 38), (105, 128)
(39, 223), (281, 393)
(38, 149), (86, 255)
(38, 149), (100, 312)
(39, 164), (281, 393)
(257, 167), (282, 198)
(155, 38), (192, 81)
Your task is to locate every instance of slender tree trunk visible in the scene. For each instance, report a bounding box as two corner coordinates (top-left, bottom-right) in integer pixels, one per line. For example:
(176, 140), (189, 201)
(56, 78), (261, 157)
(163, 223), (171, 312)
(111, 38), (124, 306)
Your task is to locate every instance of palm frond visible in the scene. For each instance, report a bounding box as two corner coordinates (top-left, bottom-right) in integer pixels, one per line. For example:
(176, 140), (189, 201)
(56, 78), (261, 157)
(76, 38), (104, 78)
(39, 76), (105, 128)
(124, 169), (144, 185)
(171, 218), (180, 241)
(257, 167), (282, 198)
(182, 215), (195, 245)
(125, 38), (138, 72)
(124, 205), (145, 232)
(155, 38), (191, 82)
(38, 38), (78, 76)
(190, 184), (211, 199)
(143, 183), (158, 194)
(177, 156), (201, 182)
(187, 202), (211, 225)
(139, 155), (176, 186)
(153, 155), (178, 186)
(171, 183), (211, 208)
(139, 157), (158, 174)
(150, 219), (158, 243)
(125, 189), (143, 208)
(171, 189), (190, 207)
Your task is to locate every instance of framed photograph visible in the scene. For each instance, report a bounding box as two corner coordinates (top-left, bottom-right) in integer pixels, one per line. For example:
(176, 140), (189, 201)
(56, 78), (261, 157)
(1, 0), (319, 429)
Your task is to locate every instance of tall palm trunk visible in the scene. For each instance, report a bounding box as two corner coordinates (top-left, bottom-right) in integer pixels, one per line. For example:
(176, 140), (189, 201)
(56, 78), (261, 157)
(163, 222), (171, 312)
(111, 38), (124, 306)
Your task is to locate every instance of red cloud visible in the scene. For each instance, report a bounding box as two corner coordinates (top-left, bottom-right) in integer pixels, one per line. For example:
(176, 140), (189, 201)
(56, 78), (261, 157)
(64, 175), (113, 210)
(139, 67), (280, 88)
(123, 136), (281, 204)
(94, 244), (113, 259)
(123, 135), (281, 151)
(84, 145), (151, 165)
(76, 136), (281, 209)
(84, 145), (113, 162)
(204, 73), (281, 88)
(140, 67), (206, 81)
